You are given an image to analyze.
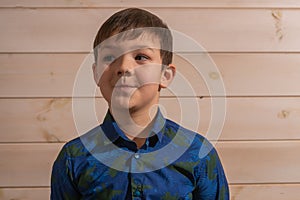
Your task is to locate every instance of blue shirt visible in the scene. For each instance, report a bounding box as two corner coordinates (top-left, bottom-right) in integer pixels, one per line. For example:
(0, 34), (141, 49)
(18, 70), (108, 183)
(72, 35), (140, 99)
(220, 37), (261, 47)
(51, 110), (229, 199)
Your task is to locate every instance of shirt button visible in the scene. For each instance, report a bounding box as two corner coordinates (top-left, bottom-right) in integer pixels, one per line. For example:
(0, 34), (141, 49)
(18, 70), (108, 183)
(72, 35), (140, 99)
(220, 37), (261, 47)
(134, 153), (140, 159)
(133, 190), (141, 197)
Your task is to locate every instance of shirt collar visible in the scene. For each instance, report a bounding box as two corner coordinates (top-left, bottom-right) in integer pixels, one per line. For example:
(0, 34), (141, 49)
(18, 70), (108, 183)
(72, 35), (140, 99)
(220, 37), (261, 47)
(101, 108), (166, 145)
(151, 109), (165, 142)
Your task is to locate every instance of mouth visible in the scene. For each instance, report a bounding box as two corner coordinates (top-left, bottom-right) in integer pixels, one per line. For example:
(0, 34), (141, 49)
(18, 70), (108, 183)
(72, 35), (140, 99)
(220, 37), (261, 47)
(115, 84), (137, 88)
(113, 84), (138, 94)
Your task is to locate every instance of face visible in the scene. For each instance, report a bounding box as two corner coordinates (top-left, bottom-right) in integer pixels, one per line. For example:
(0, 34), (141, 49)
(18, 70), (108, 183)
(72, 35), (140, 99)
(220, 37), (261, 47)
(93, 33), (171, 115)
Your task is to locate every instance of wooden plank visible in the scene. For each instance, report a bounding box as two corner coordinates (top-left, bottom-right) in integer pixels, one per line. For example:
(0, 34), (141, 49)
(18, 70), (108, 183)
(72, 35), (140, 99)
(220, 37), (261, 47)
(0, 54), (85, 98)
(1, 97), (300, 142)
(0, 143), (63, 187)
(210, 53), (300, 96)
(171, 53), (300, 96)
(1, 53), (300, 97)
(0, 98), (108, 142)
(162, 97), (300, 141)
(220, 97), (300, 140)
(1, 141), (300, 187)
(0, 188), (50, 200)
(216, 141), (300, 184)
(0, 9), (300, 52)
(230, 184), (300, 200)
(1, 184), (300, 200)
(1, 0), (300, 8)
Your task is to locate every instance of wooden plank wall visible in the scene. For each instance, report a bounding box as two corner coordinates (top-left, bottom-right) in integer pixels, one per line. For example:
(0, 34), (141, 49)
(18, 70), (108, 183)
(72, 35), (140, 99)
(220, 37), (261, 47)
(1, 1), (300, 199)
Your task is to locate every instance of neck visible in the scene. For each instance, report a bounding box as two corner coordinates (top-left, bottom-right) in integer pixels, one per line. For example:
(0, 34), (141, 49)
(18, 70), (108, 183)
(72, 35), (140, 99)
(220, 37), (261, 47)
(110, 105), (159, 148)
(130, 104), (158, 127)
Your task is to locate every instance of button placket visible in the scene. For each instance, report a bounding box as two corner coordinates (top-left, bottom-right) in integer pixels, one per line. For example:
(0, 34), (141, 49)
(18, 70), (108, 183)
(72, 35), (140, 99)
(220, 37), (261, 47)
(132, 149), (147, 173)
(131, 174), (143, 199)
(133, 184), (143, 198)
(134, 153), (140, 159)
(131, 150), (144, 199)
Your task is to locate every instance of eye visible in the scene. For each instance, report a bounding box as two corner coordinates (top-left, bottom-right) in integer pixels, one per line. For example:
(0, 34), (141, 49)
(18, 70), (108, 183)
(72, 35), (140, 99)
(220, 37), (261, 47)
(135, 54), (149, 61)
(102, 55), (115, 63)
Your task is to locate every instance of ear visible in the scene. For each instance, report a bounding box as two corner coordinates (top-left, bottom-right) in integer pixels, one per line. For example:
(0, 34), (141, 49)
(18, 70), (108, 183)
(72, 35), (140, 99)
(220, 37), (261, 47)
(92, 63), (100, 86)
(160, 64), (176, 88)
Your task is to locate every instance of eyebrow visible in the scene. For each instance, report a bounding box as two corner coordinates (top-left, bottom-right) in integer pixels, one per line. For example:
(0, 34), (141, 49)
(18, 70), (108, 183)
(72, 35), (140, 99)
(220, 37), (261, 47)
(99, 44), (115, 50)
(100, 44), (156, 52)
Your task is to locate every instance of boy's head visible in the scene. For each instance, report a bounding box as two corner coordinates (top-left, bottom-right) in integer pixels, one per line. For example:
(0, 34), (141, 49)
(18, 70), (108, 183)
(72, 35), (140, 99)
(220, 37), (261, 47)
(92, 8), (176, 124)
(93, 8), (173, 66)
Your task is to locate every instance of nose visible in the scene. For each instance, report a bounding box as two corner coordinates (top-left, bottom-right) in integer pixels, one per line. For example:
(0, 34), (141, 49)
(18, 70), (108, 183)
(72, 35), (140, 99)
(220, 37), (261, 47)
(116, 55), (134, 77)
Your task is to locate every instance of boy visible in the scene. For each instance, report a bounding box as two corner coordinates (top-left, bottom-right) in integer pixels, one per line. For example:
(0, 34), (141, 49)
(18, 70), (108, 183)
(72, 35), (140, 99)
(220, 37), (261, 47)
(51, 8), (229, 199)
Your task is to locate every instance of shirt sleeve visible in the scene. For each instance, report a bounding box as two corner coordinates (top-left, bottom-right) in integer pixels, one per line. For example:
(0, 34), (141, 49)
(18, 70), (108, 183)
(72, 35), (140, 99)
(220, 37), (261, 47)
(51, 145), (81, 200)
(193, 146), (230, 200)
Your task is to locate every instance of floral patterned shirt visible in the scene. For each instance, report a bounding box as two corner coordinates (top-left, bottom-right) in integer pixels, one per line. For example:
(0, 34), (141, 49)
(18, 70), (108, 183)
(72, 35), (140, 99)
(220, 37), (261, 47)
(51, 110), (229, 200)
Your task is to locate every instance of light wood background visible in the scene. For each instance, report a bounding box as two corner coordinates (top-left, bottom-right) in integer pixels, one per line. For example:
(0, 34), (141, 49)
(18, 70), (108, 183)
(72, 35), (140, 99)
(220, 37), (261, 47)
(1, 1), (300, 199)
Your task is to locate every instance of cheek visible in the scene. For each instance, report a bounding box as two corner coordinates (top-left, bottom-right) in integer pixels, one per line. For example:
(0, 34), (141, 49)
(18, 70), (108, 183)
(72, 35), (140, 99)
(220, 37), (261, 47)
(135, 64), (162, 85)
(94, 64), (107, 82)
(99, 67), (114, 83)
(99, 71), (113, 94)
(99, 74), (107, 87)
(136, 84), (159, 98)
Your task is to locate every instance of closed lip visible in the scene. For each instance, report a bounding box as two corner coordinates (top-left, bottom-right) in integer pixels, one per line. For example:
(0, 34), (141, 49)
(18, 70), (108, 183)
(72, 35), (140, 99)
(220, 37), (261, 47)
(114, 84), (137, 88)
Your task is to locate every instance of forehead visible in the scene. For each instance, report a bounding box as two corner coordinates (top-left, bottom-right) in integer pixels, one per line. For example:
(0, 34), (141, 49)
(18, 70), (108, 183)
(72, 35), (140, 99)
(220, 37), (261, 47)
(98, 32), (161, 53)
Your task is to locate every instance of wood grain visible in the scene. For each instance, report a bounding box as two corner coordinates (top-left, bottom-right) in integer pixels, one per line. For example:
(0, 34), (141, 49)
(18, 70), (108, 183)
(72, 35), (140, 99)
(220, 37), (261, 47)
(0, 98), (107, 142)
(162, 97), (300, 141)
(230, 184), (300, 200)
(0, 1), (298, 198)
(217, 141), (300, 184)
(1, 53), (300, 97)
(0, 143), (63, 187)
(1, 97), (299, 142)
(1, 0), (300, 8)
(0, 188), (50, 200)
(1, 184), (300, 200)
(1, 9), (300, 52)
(0, 142), (300, 187)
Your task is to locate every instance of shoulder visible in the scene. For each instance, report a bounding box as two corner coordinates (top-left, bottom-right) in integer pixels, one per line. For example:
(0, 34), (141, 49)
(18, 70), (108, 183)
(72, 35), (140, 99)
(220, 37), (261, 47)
(164, 118), (216, 159)
(164, 118), (207, 145)
(58, 125), (103, 159)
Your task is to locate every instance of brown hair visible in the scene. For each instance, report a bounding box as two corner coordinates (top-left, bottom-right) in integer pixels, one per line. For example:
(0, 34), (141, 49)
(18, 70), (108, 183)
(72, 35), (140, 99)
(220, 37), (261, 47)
(93, 8), (173, 66)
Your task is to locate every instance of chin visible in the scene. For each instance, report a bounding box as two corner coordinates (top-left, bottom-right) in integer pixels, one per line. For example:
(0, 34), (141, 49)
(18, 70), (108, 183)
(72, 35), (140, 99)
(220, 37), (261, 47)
(111, 96), (131, 110)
